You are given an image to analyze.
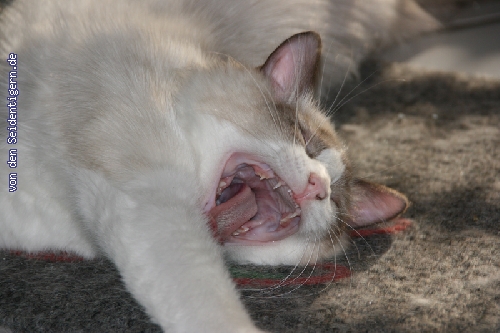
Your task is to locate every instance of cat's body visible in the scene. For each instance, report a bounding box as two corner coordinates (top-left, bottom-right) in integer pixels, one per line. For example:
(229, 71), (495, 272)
(0, 1), (436, 332)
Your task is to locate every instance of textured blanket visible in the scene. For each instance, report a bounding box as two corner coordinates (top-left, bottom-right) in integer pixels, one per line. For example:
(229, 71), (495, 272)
(2, 59), (499, 333)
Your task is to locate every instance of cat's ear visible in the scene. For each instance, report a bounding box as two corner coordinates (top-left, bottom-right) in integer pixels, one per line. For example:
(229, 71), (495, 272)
(348, 179), (409, 228)
(260, 31), (321, 103)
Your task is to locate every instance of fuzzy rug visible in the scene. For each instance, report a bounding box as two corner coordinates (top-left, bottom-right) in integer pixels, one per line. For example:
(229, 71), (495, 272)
(1, 59), (499, 333)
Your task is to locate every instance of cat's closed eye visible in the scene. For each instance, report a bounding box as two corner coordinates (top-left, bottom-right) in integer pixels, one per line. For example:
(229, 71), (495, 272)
(300, 124), (329, 158)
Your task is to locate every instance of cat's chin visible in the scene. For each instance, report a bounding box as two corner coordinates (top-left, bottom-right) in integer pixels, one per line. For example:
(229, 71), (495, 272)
(207, 153), (302, 245)
(224, 233), (348, 266)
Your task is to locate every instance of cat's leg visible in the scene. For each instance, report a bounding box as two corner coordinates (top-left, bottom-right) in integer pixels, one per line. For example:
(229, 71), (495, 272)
(74, 168), (263, 333)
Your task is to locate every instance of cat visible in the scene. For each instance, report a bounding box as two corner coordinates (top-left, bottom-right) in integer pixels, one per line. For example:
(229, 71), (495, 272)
(0, 0), (438, 332)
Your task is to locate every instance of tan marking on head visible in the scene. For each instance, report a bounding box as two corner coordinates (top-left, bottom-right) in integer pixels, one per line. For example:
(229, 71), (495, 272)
(299, 108), (344, 158)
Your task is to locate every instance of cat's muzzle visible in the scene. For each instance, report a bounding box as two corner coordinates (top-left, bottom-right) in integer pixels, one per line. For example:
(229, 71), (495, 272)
(208, 154), (302, 245)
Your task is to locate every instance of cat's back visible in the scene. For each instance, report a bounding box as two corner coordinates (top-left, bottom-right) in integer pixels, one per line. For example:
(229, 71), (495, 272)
(1, 0), (439, 100)
(0, 0), (213, 134)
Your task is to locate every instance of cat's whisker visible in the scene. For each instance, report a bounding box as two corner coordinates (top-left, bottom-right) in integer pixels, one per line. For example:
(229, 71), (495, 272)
(239, 237), (313, 295)
(317, 40), (332, 102)
(263, 237), (322, 298)
(328, 77), (406, 118)
(270, 239), (318, 291)
(319, 228), (345, 290)
(305, 46), (375, 146)
(327, 226), (355, 288)
(337, 212), (377, 258)
(327, 45), (348, 97)
(240, 236), (319, 298)
(290, 41), (306, 162)
(277, 230), (345, 298)
(277, 238), (322, 296)
(332, 79), (405, 115)
(307, 75), (405, 152)
(304, 52), (352, 147)
(325, 52), (353, 118)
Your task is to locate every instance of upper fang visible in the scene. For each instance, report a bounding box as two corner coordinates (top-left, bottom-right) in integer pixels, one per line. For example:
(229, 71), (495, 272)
(217, 180), (227, 195)
(258, 174), (268, 180)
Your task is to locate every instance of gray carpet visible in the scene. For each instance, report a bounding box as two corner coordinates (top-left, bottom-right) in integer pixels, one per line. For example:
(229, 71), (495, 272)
(1, 59), (499, 333)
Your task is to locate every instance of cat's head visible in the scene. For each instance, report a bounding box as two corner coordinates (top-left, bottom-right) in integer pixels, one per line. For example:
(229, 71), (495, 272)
(197, 32), (408, 265)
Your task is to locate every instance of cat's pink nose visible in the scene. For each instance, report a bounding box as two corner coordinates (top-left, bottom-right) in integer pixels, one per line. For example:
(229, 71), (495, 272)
(294, 173), (328, 203)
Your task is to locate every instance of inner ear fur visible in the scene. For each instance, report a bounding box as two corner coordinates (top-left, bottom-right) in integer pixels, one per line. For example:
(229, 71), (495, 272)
(259, 31), (322, 103)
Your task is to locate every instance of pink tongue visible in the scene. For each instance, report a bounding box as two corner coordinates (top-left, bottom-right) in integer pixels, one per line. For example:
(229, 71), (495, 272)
(208, 184), (258, 240)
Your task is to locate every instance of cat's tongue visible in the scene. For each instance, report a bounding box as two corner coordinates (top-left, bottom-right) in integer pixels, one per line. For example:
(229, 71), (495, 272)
(209, 183), (258, 240)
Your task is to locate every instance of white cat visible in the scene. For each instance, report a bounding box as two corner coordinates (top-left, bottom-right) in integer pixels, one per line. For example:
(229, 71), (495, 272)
(0, 1), (437, 332)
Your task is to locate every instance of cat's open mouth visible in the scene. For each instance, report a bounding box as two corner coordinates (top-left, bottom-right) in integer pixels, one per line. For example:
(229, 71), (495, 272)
(208, 153), (301, 245)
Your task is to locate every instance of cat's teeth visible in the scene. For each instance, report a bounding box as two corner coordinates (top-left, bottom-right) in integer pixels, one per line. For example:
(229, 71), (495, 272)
(217, 181), (227, 195)
(237, 226), (249, 233)
(279, 217), (290, 225)
(253, 165), (275, 180)
(232, 226), (249, 236)
(280, 210), (301, 225)
(256, 171), (274, 180)
(272, 181), (283, 190)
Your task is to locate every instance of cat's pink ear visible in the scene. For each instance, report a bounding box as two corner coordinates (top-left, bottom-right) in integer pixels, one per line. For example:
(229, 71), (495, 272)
(260, 31), (321, 103)
(348, 179), (409, 228)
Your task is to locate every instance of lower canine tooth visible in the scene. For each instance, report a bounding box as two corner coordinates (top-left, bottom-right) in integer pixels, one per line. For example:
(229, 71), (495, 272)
(236, 226), (249, 233)
(280, 211), (300, 224)
(217, 181), (227, 195)
(232, 226), (250, 236)
(280, 218), (289, 225)
(272, 181), (283, 190)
